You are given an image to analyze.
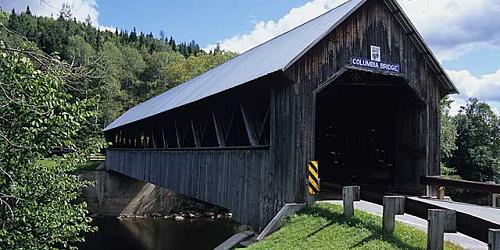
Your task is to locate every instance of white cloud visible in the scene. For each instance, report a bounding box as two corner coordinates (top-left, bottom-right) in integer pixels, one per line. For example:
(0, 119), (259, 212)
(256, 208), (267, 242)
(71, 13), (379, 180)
(208, 0), (500, 62)
(0, 0), (113, 30)
(205, 0), (347, 52)
(447, 69), (500, 114)
(398, 0), (500, 61)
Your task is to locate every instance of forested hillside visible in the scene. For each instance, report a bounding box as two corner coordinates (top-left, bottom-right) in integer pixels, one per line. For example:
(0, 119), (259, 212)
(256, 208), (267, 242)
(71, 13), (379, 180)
(4, 6), (237, 126)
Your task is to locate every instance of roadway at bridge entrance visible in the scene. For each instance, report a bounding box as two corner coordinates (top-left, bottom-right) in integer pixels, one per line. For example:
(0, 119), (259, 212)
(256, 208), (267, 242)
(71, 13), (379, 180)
(321, 199), (487, 249)
(318, 184), (500, 246)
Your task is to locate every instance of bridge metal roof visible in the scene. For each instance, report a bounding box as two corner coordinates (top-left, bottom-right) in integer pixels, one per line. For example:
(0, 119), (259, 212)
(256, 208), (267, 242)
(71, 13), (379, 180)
(104, 0), (457, 131)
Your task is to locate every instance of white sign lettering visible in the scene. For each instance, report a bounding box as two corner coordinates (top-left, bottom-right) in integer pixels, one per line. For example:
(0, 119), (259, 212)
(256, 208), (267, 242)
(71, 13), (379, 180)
(350, 57), (400, 73)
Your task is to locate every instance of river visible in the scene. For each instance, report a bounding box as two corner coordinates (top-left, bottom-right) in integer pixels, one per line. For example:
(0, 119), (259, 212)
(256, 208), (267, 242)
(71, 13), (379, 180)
(79, 217), (243, 250)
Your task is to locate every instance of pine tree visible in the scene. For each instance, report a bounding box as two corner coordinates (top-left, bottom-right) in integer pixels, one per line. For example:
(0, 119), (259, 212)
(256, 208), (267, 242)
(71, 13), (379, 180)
(129, 27), (137, 42)
(59, 3), (73, 20)
(85, 15), (92, 26)
(26, 6), (32, 16)
(139, 32), (145, 46)
(159, 30), (165, 41)
(169, 36), (176, 51)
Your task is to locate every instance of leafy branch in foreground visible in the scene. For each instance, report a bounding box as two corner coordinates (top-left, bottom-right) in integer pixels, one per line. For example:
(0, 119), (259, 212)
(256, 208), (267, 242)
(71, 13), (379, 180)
(0, 29), (105, 249)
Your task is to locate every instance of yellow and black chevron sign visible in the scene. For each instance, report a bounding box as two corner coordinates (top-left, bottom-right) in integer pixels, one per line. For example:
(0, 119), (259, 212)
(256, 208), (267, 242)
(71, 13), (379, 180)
(307, 160), (320, 195)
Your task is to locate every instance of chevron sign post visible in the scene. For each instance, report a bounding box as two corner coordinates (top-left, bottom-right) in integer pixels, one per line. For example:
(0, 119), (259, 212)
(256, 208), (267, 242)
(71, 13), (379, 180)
(307, 160), (320, 195)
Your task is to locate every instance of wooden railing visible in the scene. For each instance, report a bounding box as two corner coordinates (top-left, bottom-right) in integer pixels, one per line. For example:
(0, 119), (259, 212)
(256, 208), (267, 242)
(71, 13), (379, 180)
(421, 175), (500, 207)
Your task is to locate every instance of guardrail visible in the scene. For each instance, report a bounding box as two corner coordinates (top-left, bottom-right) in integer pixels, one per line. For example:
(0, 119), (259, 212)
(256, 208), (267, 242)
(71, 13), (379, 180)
(88, 155), (106, 161)
(421, 176), (500, 207)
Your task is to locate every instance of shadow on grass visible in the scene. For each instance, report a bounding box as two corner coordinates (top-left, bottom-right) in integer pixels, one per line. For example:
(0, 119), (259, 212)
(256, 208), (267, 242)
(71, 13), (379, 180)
(300, 205), (424, 250)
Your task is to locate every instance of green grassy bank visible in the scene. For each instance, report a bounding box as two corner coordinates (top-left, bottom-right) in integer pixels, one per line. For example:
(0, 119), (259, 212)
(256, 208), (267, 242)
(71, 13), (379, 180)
(246, 203), (462, 250)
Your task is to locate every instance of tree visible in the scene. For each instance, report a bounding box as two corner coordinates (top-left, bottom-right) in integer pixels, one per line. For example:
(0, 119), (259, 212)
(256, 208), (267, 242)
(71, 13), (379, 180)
(451, 98), (500, 182)
(3, 8), (237, 128)
(159, 30), (165, 42)
(129, 27), (137, 42)
(59, 3), (73, 20)
(119, 45), (146, 106)
(66, 35), (96, 65)
(0, 43), (103, 248)
(440, 97), (458, 177)
(85, 15), (92, 26)
(25, 6), (32, 16)
(96, 41), (127, 125)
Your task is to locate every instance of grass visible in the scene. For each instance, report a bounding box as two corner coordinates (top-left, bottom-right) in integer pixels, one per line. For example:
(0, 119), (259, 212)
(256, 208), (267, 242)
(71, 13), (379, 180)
(246, 202), (462, 250)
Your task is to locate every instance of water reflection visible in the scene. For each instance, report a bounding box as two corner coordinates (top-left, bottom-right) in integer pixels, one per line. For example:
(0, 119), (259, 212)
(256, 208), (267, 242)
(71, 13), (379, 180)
(79, 218), (243, 250)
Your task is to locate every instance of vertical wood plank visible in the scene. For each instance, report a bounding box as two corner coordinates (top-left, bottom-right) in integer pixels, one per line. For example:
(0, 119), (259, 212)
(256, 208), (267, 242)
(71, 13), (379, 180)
(342, 186), (360, 217)
(490, 229), (500, 250)
(382, 196), (405, 234)
(427, 209), (445, 250)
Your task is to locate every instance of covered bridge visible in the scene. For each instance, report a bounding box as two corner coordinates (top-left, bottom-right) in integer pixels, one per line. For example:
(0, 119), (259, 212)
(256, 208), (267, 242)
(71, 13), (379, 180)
(104, 0), (458, 230)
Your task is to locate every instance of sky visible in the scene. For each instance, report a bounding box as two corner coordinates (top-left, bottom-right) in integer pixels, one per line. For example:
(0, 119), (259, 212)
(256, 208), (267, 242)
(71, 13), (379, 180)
(1, 0), (500, 114)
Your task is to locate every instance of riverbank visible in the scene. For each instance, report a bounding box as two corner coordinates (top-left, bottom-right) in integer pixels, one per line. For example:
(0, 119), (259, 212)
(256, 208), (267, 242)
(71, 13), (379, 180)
(245, 203), (462, 249)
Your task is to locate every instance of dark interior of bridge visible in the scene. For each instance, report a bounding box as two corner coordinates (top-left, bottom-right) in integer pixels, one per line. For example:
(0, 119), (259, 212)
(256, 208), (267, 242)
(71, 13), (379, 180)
(315, 72), (414, 188)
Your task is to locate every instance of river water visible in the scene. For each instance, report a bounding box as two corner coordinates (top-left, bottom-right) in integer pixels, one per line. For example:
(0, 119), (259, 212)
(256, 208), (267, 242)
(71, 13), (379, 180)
(79, 218), (243, 250)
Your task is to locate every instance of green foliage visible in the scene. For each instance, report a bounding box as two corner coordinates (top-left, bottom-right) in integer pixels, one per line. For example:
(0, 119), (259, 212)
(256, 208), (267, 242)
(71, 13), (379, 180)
(440, 97), (458, 161)
(4, 9), (237, 127)
(0, 9), (236, 248)
(246, 203), (461, 250)
(450, 98), (500, 182)
(0, 42), (104, 249)
(439, 98), (460, 179)
(66, 35), (96, 65)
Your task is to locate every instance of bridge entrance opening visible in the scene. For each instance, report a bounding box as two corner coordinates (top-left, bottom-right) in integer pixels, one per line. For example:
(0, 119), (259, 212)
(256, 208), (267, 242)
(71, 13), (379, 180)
(314, 70), (421, 191)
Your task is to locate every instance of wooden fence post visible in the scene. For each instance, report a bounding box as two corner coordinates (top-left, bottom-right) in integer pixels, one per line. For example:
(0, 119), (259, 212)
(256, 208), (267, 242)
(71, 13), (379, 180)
(427, 209), (456, 250)
(342, 186), (360, 218)
(427, 209), (444, 250)
(492, 194), (499, 208)
(382, 196), (405, 234)
(490, 229), (500, 250)
(437, 187), (445, 200)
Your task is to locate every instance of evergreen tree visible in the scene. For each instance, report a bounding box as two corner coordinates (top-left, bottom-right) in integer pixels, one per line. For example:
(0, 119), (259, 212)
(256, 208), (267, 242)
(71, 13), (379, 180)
(85, 14), (92, 26)
(169, 36), (176, 51)
(59, 3), (73, 20)
(25, 6), (32, 16)
(129, 27), (137, 42)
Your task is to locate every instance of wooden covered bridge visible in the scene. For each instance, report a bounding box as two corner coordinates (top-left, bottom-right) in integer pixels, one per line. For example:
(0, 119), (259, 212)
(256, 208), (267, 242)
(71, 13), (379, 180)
(104, 0), (458, 230)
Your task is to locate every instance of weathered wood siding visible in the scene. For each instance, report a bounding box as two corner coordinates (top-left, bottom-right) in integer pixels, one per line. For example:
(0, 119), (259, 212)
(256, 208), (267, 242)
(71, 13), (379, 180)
(106, 148), (283, 230)
(285, 0), (443, 195)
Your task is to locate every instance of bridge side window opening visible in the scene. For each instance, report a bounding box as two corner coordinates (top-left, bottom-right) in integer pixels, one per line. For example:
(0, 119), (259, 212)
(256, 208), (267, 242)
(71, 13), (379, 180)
(108, 94), (270, 150)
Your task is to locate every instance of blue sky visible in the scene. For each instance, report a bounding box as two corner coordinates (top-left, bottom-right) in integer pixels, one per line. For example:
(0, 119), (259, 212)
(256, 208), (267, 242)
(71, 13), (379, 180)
(2, 0), (500, 113)
(97, 0), (309, 47)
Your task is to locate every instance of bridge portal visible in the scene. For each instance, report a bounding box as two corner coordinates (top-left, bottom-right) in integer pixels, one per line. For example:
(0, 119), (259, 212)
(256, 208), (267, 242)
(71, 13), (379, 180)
(315, 70), (425, 193)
